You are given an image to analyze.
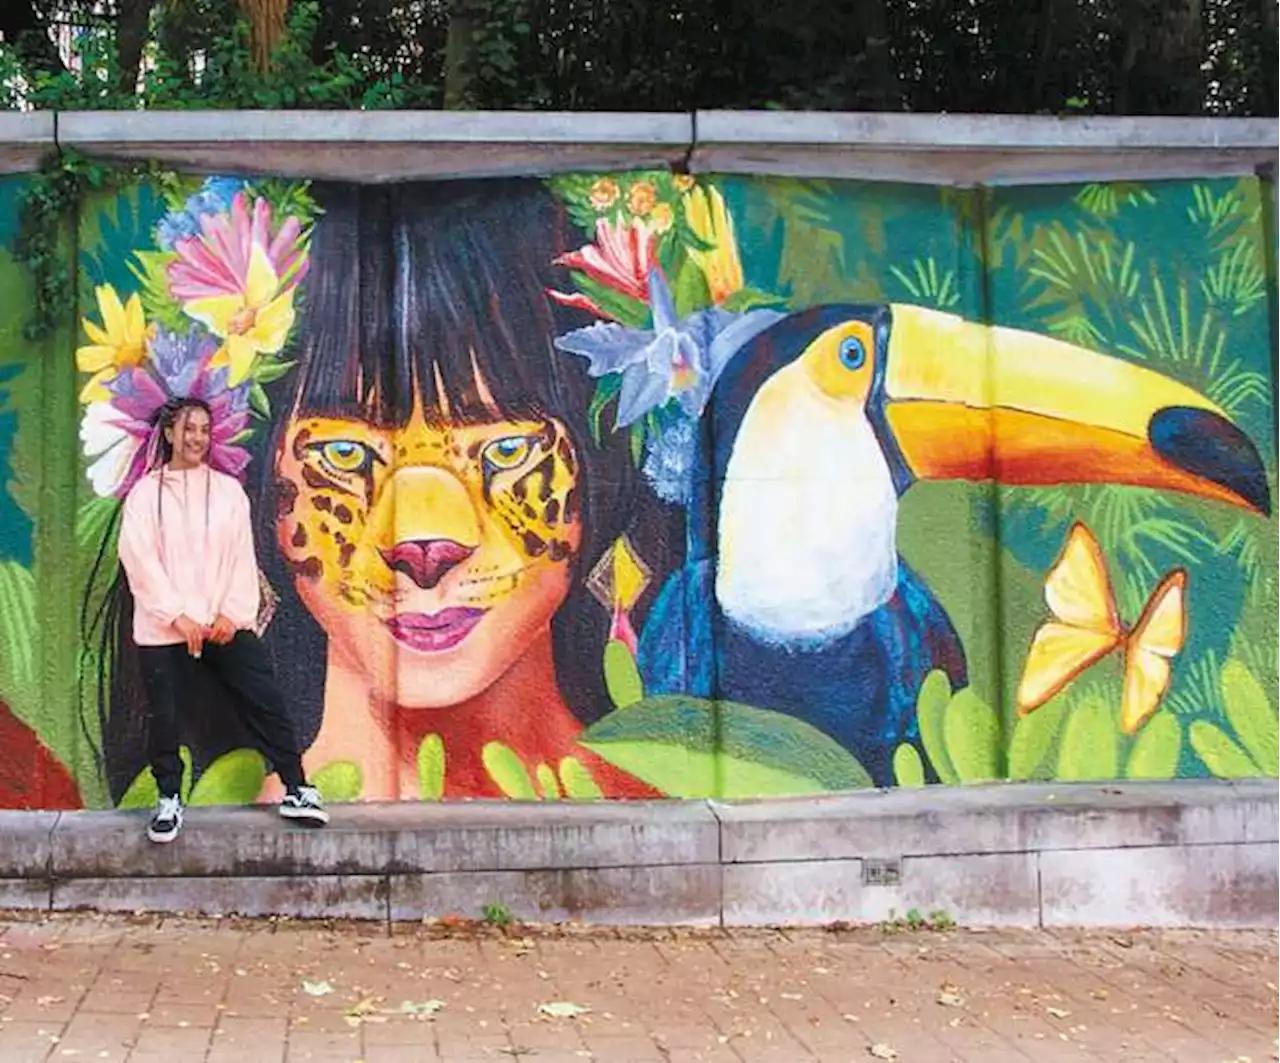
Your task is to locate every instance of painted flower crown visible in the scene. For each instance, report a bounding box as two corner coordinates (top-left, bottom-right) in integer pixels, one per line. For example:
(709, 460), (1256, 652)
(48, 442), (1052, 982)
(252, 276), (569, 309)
(546, 173), (787, 505)
(75, 176), (315, 499)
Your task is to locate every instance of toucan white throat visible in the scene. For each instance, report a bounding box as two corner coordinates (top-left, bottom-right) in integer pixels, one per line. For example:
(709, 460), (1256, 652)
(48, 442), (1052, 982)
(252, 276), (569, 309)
(715, 361), (899, 649)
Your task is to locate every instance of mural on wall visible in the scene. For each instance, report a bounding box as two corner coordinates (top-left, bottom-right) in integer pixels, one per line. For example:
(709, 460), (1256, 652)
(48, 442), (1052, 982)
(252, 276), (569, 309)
(0, 166), (1275, 809)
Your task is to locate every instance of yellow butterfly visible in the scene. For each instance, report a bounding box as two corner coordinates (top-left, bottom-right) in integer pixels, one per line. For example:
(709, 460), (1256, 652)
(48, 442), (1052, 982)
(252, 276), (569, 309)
(1017, 522), (1188, 735)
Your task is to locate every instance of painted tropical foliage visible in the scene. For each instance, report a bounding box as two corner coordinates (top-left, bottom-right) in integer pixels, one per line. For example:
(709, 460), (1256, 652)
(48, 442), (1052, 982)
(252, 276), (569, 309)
(0, 166), (1274, 809)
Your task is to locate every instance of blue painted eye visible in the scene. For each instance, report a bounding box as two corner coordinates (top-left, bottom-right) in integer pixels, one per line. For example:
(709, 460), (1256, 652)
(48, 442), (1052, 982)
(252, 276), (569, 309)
(839, 336), (866, 370)
(483, 436), (534, 471)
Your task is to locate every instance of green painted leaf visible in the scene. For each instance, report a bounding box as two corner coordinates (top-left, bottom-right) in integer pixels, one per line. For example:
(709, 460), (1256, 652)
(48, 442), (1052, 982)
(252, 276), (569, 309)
(720, 286), (787, 313)
(558, 756), (604, 800)
(1189, 720), (1262, 778)
(1007, 697), (1069, 781)
(1055, 697), (1118, 781)
(672, 254), (711, 317)
(580, 695), (873, 798)
(418, 733), (445, 801)
(1125, 712), (1181, 780)
(569, 271), (650, 328)
(603, 639), (644, 708)
(0, 561), (37, 702)
(534, 763), (562, 800)
(117, 765), (159, 810)
(892, 743), (926, 787)
(587, 375), (623, 444)
(248, 381), (271, 419)
(943, 689), (1002, 782)
(1221, 659), (1278, 776)
(482, 742), (537, 799)
(313, 760), (363, 803)
(189, 748), (266, 807)
(253, 358), (297, 385)
(126, 249), (186, 331)
(915, 671), (957, 783)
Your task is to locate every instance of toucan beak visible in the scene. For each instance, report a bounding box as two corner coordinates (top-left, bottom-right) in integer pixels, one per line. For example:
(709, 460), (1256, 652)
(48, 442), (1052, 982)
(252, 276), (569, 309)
(881, 305), (1272, 516)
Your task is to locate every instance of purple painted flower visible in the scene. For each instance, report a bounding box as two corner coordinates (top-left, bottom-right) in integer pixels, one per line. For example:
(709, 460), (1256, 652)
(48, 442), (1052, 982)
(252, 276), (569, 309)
(553, 269), (783, 428)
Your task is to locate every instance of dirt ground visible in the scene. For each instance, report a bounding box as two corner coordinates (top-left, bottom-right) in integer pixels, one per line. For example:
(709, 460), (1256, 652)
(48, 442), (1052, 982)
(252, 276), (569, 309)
(0, 912), (1274, 1062)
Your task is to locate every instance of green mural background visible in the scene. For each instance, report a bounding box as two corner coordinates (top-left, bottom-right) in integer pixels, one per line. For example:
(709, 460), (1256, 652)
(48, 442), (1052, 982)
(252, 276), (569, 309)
(0, 167), (1274, 809)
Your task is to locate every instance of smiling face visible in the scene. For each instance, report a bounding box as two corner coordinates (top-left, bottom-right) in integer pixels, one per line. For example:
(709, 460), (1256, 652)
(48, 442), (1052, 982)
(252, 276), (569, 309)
(274, 399), (583, 709)
(166, 405), (212, 469)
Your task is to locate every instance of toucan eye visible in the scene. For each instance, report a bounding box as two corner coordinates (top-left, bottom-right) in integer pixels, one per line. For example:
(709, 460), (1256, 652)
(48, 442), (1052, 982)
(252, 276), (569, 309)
(312, 440), (377, 477)
(839, 336), (867, 370)
(483, 435), (534, 472)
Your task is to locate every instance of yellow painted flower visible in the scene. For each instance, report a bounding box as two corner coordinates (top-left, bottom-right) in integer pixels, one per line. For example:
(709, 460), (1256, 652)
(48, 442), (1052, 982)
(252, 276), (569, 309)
(684, 185), (744, 304)
(673, 174), (696, 193)
(650, 202), (675, 233)
(627, 181), (657, 217)
(76, 285), (150, 403)
(589, 178), (620, 211)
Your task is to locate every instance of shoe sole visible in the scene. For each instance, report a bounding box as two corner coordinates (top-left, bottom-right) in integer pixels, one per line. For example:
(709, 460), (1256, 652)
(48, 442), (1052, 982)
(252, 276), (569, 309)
(279, 807), (329, 826)
(147, 825), (180, 843)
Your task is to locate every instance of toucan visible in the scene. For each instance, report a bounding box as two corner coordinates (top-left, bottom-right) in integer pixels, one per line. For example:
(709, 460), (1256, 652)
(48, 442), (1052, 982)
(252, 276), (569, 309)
(637, 303), (1272, 786)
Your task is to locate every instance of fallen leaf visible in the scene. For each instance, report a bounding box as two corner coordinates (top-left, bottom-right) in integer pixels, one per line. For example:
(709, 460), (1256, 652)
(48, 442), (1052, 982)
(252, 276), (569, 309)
(301, 980), (334, 997)
(937, 984), (964, 1007)
(1046, 1006), (1070, 1019)
(538, 1001), (591, 1018)
(869, 1044), (898, 1060)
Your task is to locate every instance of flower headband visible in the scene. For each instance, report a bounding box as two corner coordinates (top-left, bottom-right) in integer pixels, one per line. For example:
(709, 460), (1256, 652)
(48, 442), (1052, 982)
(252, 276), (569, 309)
(545, 173), (786, 505)
(75, 176), (314, 499)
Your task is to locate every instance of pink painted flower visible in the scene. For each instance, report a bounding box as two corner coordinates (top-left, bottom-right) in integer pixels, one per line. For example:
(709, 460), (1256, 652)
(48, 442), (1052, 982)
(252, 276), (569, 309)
(168, 192), (308, 385)
(552, 216), (659, 306)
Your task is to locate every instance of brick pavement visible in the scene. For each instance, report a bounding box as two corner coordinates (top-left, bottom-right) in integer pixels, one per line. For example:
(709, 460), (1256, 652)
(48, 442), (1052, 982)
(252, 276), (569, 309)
(0, 912), (1274, 1062)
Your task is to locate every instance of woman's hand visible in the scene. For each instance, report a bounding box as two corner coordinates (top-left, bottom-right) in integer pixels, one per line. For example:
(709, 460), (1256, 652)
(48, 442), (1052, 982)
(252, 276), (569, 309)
(174, 614), (205, 657)
(206, 615), (237, 646)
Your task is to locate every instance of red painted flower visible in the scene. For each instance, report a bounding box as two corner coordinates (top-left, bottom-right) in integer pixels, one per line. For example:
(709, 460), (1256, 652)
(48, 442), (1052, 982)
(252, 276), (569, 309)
(552, 216), (660, 308)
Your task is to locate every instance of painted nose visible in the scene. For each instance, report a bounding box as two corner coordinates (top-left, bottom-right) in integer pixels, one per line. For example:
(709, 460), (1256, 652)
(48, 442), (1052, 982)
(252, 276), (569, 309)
(380, 539), (474, 590)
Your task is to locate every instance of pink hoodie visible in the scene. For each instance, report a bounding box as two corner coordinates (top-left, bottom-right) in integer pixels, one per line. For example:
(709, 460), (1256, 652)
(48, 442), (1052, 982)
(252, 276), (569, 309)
(117, 466), (262, 646)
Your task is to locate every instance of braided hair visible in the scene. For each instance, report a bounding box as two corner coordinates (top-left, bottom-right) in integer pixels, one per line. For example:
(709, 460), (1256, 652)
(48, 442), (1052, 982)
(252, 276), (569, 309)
(148, 396), (214, 543)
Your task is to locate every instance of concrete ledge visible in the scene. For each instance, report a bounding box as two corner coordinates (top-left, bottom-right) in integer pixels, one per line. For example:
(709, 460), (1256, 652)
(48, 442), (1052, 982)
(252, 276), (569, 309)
(0, 113), (54, 174)
(0, 780), (1274, 929)
(691, 110), (1279, 185)
(55, 110), (693, 182)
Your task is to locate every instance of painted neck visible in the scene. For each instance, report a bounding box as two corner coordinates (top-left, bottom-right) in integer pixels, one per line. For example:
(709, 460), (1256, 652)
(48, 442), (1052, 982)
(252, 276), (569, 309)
(319, 629), (583, 798)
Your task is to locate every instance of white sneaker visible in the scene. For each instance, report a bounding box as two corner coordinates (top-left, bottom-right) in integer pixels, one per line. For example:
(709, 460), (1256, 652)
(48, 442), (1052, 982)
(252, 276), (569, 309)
(147, 794), (184, 843)
(279, 785), (329, 826)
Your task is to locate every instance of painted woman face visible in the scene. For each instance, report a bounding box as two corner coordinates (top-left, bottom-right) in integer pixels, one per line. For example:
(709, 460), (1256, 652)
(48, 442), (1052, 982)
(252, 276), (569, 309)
(273, 391), (583, 709)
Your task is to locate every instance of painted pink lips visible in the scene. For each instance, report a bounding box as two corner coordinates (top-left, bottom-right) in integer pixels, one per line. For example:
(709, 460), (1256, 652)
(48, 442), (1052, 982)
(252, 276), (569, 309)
(385, 608), (487, 653)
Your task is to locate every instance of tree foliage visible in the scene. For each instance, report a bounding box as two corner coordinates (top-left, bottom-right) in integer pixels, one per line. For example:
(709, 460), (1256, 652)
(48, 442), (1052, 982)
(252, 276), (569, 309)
(0, 0), (1274, 115)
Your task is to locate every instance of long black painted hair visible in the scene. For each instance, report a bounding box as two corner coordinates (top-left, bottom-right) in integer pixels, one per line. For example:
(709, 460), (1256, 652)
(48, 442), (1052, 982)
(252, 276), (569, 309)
(86, 177), (682, 803)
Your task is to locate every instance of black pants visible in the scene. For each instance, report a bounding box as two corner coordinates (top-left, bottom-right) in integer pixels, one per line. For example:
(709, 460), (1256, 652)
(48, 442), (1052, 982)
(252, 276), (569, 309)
(138, 631), (306, 798)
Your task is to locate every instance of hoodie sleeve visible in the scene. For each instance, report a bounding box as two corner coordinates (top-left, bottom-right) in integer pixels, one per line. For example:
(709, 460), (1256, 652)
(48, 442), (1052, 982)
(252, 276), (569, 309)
(216, 479), (262, 628)
(117, 478), (186, 627)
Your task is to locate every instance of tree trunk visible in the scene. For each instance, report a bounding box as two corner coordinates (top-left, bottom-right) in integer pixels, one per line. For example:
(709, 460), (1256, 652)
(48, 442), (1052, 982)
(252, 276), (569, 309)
(442, 0), (484, 108)
(238, 0), (289, 73)
(115, 0), (154, 98)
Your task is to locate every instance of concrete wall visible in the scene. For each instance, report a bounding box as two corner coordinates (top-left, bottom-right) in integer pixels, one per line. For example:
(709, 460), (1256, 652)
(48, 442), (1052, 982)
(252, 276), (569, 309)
(0, 115), (1276, 812)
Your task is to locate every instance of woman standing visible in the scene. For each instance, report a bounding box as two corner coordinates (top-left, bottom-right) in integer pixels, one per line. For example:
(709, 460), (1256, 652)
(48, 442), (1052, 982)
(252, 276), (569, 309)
(117, 395), (329, 842)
